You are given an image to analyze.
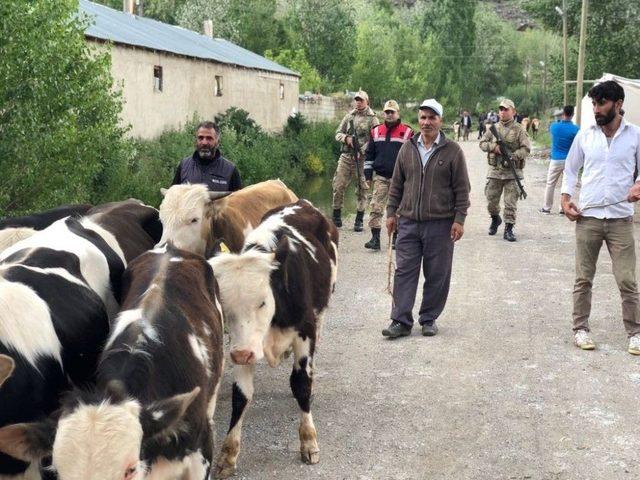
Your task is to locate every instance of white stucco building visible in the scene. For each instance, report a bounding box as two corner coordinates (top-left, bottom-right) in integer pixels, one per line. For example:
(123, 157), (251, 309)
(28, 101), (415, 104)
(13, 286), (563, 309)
(80, 1), (300, 139)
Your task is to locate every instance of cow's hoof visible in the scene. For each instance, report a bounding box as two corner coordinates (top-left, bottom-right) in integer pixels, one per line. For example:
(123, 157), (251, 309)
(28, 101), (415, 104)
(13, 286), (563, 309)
(301, 448), (320, 465)
(214, 462), (237, 479)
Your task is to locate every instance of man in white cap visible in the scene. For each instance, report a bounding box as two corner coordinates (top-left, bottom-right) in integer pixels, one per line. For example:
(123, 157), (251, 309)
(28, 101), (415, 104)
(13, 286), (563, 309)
(332, 90), (380, 231)
(479, 98), (530, 241)
(382, 99), (471, 338)
(363, 99), (414, 250)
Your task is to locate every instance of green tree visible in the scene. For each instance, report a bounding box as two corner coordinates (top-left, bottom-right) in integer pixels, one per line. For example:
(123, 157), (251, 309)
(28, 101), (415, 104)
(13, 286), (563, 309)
(421, 0), (478, 111)
(287, 0), (357, 90)
(348, 4), (427, 105)
(92, 0), (187, 24)
(523, 0), (640, 83)
(144, 0), (186, 24)
(0, 0), (131, 214)
(232, 0), (286, 55)
(350, 17), (397, 107)
(472, 5), (521, 103)
(176, 0), (240, 42)
(265, 49), (323, 93)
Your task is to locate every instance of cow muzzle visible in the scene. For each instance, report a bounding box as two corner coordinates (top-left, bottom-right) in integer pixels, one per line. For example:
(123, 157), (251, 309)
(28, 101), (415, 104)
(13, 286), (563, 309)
(230, 349), (256, 365)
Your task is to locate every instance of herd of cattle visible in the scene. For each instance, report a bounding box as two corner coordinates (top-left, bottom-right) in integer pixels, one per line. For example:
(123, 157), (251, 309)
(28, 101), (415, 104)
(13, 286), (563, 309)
(0, 179), (339, 480)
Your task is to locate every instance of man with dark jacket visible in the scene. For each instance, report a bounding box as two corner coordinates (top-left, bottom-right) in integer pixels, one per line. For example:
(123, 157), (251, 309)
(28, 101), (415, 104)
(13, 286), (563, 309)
(363, 100), (413, 250)
(460, 110), (472, 141)
(172, 121), (242, 192)
(382, 99), (471, 339)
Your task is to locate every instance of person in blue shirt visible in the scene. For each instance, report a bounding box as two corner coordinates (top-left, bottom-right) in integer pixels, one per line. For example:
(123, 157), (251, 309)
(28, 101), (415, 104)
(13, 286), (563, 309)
(540, 105), (580, 214)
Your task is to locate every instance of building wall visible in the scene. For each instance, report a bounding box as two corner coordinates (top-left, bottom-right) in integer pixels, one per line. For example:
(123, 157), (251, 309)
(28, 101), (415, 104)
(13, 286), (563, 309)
(95, 41), (299, 139)
(298, 94), (347, 123)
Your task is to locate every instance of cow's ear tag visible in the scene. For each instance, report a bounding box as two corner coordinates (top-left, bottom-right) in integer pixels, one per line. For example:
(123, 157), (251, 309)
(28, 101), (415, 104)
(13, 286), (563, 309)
(219, 242), (230, 253)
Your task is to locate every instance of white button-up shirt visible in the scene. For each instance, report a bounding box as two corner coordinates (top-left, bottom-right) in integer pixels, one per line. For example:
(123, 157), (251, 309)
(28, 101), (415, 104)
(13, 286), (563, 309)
(416, 132), (442, 168)
(561, 118), (640, 219)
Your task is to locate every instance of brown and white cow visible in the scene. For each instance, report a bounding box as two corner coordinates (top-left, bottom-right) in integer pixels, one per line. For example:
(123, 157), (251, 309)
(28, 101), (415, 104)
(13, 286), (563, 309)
(158, 179), (298, 255)
(208, 199), (338, 478)
(531, 118), (540, 139)
(0, 244), (224, 480)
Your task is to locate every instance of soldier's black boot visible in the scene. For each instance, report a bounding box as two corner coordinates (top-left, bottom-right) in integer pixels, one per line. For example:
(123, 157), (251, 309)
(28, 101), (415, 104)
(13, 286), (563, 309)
(503, 223), (517, 242)
(392, 231), (397, 250)
(488, 214), (502, 235)
(365, 228), (381, 250)
(332, 209), (342, 228)
(354, 210), (364, 232)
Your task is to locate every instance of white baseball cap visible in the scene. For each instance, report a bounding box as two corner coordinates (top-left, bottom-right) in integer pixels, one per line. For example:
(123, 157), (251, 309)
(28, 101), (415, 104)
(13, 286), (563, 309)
(418, 98), (443, 117)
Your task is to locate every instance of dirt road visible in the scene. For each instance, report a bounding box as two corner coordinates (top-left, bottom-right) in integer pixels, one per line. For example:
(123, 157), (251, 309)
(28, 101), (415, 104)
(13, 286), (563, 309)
(214, 140), (640, 480)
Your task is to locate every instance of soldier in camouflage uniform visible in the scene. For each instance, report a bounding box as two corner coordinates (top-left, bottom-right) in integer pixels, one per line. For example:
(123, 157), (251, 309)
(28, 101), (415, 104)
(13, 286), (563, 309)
(479, 99), (530, 242)
(332, 90), (380, 231)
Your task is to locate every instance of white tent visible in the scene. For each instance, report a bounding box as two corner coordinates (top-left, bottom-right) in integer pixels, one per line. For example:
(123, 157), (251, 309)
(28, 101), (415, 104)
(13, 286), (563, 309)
(579, 73), (640, 127)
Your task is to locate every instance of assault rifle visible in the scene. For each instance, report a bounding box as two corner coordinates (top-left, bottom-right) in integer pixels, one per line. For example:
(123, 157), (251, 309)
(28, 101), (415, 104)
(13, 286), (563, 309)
(349, 119), (365, 195)
(489, 123), (527, 200)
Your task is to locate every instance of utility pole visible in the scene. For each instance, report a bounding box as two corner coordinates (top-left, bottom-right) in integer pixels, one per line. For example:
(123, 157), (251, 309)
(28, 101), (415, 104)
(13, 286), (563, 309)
(561, 0), (568, 106)
(575, 0), (588, 126)
(541, 43), (548, 114)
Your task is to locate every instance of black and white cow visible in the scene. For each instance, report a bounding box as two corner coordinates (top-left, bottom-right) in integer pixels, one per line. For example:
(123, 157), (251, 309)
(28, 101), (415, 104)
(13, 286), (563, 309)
(0, 199), (161, 479)
(0, 244), (224, 480)
(0, 204), (93, 252)
(208, 199), (338, 478)
(0, 204), (93, 231)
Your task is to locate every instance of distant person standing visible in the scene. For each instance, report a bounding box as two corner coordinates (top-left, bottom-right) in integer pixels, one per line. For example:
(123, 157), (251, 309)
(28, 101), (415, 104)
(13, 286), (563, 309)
(540, 105), (579, 214)
(478, 112), (487, 139)
(382, 99), (470, 339)
(479, 99), (530, 242)
(460, 110), (472, 141)
(332, 90), (380, 231)
(561, 80), (640, 354)
(172, 121), (242, 192)
(363, 100), (413, 250)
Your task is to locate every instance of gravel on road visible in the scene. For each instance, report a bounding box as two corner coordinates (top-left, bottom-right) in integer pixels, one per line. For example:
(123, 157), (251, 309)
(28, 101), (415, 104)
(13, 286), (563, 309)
(214, 140), (640, 480)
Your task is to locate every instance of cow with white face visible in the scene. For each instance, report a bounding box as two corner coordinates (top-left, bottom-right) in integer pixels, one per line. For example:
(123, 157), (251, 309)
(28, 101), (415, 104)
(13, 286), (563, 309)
(158, 179), (299, 255)
(0, 199), (161, 479)
(0, 244), (224, 480)
(208, 199), (338, 478)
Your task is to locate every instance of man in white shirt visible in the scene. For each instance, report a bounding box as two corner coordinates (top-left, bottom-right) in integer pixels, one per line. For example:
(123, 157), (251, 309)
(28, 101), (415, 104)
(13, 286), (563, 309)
(561, 80), (640, 354)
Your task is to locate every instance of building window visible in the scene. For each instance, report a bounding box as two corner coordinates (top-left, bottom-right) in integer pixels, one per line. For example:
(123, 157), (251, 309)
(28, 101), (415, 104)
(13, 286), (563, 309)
(153, 66), (163, 92)
(279, 83), (285, 100)
(214, 76), (223, 96)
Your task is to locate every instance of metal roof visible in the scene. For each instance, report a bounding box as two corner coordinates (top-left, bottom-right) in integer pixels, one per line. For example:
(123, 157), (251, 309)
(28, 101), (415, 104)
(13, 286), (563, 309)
(79, 0), (299, 77)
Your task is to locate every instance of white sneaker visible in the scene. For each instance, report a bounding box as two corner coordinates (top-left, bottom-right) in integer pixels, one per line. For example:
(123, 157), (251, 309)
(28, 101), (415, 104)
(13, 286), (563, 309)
(574, 330), (596, 350)
(628, 334), (640, 355)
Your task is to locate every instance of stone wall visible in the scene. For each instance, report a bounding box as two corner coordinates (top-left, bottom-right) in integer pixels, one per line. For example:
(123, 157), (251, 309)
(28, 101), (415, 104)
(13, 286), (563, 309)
(298, 94), (349, 123)
(93, 41), (300, 139)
